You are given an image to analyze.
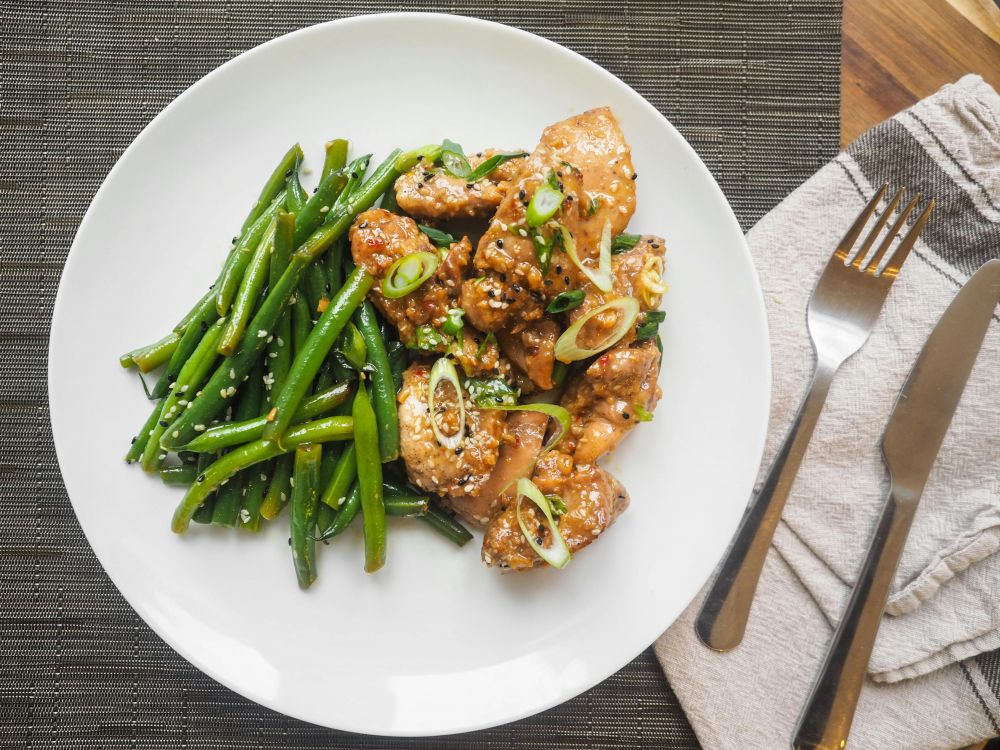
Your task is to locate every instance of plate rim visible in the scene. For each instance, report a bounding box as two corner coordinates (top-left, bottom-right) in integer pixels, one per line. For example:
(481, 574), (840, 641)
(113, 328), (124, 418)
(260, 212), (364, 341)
(48, 11), (772, 736)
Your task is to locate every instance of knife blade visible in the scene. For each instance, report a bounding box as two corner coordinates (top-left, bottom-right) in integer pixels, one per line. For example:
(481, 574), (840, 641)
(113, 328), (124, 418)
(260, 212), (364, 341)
(882, 258), (1000, 499)
(794, 258), (1000, 750)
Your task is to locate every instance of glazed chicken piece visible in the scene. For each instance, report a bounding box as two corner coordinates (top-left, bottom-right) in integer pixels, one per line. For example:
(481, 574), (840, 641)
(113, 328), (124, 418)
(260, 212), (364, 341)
(397, 363), (507, 498)
(350, 209), (468, 345)
(445, 410), (549, 526)
(462, 107), (638, 340)
(570, 234), (667, 350)
(482, 450), (630, 570)
(394, 150), (526, 221)
(560, 339), (662, 465)
(497, 319), (559, 391)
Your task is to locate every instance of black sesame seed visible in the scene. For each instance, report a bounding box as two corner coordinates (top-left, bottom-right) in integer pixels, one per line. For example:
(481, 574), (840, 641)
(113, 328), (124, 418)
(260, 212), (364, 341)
(555, 265), (563, 274)
(631, 172), (638, 180)
(563, 276), (571, 284)
(416, 154), (425, 161)
(465, 183), (474, 189)
(499, 273), (507, 282)
(158, 420), (168, 427)
(544, 279), (553, 286)
(535, 536), (544, 545)
(512, 284), (521, 293)
(518, 189), (527, 201)
(197, 474), (206, 483)
(231, 236), (239, 244)
(130, 436), (137, 444)
(284, 169), (293, 177)
(359, 221), (368, 229)
(622, 412), (630, 420)
(454, 447), (463, 455)
(496, 238), (504, 249)
(651, 242), (660, 248)
(487, 290), (495, 298)
(351, 172), (358, 179)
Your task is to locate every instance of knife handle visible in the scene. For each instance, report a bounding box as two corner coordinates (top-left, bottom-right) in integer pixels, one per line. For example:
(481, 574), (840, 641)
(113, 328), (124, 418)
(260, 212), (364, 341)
(792, 486), (916, 750)
(695, 361), (837, 652)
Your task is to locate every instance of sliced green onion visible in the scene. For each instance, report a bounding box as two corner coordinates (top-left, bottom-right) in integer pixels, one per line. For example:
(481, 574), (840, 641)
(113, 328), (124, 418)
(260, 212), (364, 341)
(612, 233), (642, 254)
(428, 357), (465, 450)
(587, 196), (601, 215)
(383, 251), (439, 299)
(636, 310), (666, 341)
(467, 385), (570, 453)
(442, 307), (465, 336)
(633, 403), (654, 422)
(515, 477), (571, 569)
(440, 139), (471, 179)
(465, 151), (528, 182)
(418, 224), (456, 248)
(395, 144), (443, 173)
(476, 331), (497, 358)
(546, 289), (585, 314)
(527, 183), (565, 227)
(559, 222), (613, 293)
(555, 297), (641, 363)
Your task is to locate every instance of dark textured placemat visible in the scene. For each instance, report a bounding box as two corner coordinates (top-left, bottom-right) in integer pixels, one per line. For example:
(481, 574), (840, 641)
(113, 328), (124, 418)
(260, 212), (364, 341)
(0, 1), (840, 747)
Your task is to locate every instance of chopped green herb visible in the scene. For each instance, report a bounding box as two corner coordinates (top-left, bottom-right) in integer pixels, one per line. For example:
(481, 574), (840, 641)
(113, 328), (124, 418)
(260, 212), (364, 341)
(465, 151), (528, 182)
(335, 322), (368, 371)
(442, 308), (465, 336)
(466, 377), (519, 408)
(611, 233), (642, 254)
(476, 331), (497, 358)
(636, 310), (666, 341)
(418, 224), (456, 248)
(545, 494), (568, 515)
(411, 325), (448, 352)
(633, 404), (654, 422)
(588, 196), (601, 215)
(546, 289), (586, 314)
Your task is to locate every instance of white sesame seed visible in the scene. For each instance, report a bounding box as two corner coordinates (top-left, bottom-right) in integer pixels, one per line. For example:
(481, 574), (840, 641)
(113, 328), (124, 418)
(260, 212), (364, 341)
(181, 385), (189, 393)
(289, 477), (295, 487)
(518, 228), (528, 237)
(320, 205), (329, 213)
(268, 352), (277, 358)
(257, 329), (267, 338)
(158, 453), (167, 460)
(239, 509), (251, 523)
(280, 492), (287, 502)
(260, 473), (267, 481)
(220, 389), (228, 398)
(172, 430), (179, 438)
(194, 424), (206, 432)
(229, 368), (236, 379)
(277, 337), (285, 347)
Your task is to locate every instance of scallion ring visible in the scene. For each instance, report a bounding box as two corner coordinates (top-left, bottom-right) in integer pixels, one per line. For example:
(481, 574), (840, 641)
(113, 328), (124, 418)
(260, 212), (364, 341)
(526, 183), (565, 227)
(383, 251), (439, 299)
(428, 357), (465, 450)
(515, 477), (571, 569)
(554, 297), (641, 363)
(558, 221), (613, 293)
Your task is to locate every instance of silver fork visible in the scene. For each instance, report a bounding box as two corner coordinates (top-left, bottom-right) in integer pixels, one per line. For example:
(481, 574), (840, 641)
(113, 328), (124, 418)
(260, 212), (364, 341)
(695, 184), (935, 652)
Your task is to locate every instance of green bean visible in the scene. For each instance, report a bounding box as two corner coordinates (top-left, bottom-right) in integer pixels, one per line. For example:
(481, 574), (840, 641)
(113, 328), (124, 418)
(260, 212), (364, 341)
(321, 139), (349, 181)
(324, 237), (345, 294)
(259, 453), (292, 520)
(240, 144), (303, 236)
(293, 166), (350, 247)
(286, 171), (307, 213)
(384, 494), (429, 517)
(191, 452), (216, 524)
(291, 293), (311, 355)
(317, 483), (360, 540)
(151, 293), (218, 399)
(301, 262), (328, 315)
(239, 465), (269, 531)
(125, 401), (164, 463)
(337, 321), (367, 371)
(179, 408), (351, 454)
(321, 157), (367, 287)
(420, 502), (473, 547)
(212, 359), (265, 527)
(265, 212), (295, 406)
(218, 216), (276, 355)
(316, 502), (337, 532)
(290, 444), (321, 587)
(319, 443), (340, 489)
(140, 319), (224, 471)
(172, 415), (358, 532)
(386, 339), (406, 392)
(262, 267), (373, 444)
(216, 189), (289, 316)
(159, 151), (403, 450)
(319, 441), (357, 509)
(353, 383), (386, 572)
(312, 361), (336, 395)
(173, 289), (214, 335)
(120, 331), (180, 372)
(159, 464), (198, 486)
(355, 301), (400, 461)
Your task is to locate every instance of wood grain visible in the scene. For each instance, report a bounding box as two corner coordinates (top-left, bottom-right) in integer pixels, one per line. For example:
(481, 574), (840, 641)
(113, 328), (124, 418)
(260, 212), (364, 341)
(842, 0), (1000, 146)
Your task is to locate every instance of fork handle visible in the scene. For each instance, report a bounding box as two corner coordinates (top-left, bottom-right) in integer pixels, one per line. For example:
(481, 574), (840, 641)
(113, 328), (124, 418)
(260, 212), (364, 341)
(793, 487), (916, 750)
(695, 361), (836, 652)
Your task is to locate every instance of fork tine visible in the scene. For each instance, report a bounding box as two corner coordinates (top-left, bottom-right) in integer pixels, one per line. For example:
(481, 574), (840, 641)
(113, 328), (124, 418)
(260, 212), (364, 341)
(835, 183), (889, 261)
(882, 199), (935, 279)
(860, 193), (919, 274)
(851, 189), (905, 268)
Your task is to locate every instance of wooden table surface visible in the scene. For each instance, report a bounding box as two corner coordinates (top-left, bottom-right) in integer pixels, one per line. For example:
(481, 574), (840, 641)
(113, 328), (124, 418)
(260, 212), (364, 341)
(842, 0), (1000, 146)
(843, 4), (999, 748)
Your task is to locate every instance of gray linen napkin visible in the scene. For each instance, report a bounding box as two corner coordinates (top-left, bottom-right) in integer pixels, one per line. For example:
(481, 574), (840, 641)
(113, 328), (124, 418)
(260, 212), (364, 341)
(656, 75), (1000, 750)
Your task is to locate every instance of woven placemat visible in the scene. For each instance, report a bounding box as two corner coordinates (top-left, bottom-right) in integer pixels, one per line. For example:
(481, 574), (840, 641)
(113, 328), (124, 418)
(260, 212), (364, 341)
(0, 1), (840, 746)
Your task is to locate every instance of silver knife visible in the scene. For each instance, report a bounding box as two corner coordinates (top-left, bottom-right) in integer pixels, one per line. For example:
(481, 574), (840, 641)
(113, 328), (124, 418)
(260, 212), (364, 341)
(793, 258), (1000, 750)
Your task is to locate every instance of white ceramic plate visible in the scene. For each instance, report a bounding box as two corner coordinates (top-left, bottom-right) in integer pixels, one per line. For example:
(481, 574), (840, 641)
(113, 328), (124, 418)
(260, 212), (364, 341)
(49, 13), (770, 736)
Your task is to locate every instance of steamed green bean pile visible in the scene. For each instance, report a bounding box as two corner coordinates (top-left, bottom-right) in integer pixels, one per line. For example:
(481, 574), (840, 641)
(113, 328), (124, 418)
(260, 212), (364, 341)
(120, 140), (472, 588)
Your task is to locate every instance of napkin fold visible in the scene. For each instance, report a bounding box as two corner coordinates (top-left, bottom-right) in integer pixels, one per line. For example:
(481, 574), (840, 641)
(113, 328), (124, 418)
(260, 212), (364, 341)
(656, 75), (1000, 750)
